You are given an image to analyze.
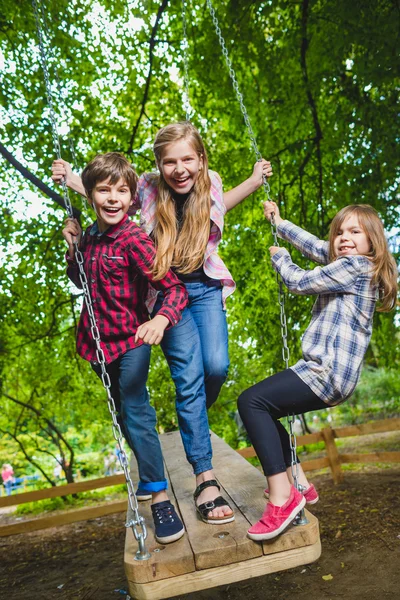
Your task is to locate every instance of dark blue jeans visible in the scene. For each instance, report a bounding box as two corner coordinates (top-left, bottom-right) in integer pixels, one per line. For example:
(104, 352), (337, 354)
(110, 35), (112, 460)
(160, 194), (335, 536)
(93, 344), (167, 493)
(238, 369), (326, 476)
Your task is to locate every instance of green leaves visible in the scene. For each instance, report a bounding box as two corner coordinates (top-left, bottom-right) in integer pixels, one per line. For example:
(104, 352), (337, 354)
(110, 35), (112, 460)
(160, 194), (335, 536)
(0, 0), (398, 463)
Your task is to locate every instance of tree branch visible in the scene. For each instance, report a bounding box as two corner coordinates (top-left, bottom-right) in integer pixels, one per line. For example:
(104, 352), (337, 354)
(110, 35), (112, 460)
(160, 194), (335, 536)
(0, 141), (81, 219)
(0, 428), (55, 487)
(2, 392), (74, 462)
(127, 0), (169, 153)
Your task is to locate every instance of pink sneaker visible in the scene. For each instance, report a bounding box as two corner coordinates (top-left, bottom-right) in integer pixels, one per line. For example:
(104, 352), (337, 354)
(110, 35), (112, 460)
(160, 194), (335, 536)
(248, 486), (306, 541)
(264, 483), (319, 505)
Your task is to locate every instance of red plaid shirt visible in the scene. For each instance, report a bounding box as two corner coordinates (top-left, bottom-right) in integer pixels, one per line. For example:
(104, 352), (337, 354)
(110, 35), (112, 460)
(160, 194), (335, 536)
(66, 215), (188, 364)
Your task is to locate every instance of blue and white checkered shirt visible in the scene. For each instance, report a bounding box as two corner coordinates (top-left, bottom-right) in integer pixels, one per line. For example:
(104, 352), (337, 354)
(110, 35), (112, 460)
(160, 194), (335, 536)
(271, 220), (378, 406)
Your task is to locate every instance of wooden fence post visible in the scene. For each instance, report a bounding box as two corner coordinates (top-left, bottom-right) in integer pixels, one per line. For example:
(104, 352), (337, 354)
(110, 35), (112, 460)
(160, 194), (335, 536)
(321, 427), (343, 484)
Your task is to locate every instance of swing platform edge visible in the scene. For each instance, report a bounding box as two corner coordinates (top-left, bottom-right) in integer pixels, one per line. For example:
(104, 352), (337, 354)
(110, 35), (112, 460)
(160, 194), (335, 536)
(125, 538), (322, 600)
(124, 431), (321, 598)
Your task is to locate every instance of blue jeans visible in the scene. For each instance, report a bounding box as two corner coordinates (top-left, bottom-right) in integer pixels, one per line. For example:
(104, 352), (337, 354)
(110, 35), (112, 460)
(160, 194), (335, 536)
(185, 283), (230, 410)
(152, 282), (229, 474)
(92, 344), (167, 493)
(157, 283), (229, 409)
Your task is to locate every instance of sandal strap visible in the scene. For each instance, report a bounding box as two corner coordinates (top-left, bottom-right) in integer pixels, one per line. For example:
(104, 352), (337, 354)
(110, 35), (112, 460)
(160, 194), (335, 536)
(193, 479), (220, 501)
(196, 495), (232, 520)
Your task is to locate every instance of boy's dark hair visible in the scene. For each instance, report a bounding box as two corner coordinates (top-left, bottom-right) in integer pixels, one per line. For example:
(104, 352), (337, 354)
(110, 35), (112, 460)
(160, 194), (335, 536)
(81, 152), (138, 199)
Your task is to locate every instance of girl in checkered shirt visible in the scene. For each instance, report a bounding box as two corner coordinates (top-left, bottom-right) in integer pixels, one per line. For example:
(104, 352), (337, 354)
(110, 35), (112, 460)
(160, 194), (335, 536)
(238, 201), (397, 541)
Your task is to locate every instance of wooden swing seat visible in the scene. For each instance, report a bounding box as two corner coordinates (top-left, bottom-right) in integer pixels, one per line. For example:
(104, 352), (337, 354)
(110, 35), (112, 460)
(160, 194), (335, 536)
(124, 431), (321, 600)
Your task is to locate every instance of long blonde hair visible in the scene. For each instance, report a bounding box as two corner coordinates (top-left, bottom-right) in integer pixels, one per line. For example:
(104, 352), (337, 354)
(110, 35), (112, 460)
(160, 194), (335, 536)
(328, 204), (398, 312)
(151, 122), (211, 280)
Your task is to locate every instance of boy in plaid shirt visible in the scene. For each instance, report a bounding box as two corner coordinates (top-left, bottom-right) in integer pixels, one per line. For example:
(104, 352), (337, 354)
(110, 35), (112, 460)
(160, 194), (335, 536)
(238, 201), (397, 541)
(62, 153), (191, 544)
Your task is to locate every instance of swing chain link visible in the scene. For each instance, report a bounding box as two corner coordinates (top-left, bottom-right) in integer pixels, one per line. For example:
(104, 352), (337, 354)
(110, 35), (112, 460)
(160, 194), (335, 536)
(181, 0), (192, 120)
(206, 0), (303, 505)
(74, 245), (150, 553)
(36, 0), (79, 170)
(205, 0), (271, 200)
(269, 217), (291, 369)
(32, 0), (150, 558)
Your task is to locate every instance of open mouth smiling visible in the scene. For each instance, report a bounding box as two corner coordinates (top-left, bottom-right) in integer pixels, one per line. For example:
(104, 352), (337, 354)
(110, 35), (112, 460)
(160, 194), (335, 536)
(103, 207), (121, 214)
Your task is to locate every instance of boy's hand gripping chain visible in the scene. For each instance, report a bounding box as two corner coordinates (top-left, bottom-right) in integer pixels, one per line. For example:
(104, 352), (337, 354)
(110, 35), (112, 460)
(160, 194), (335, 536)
(206, 0), (308, 524)
(32, 0), (151, 560)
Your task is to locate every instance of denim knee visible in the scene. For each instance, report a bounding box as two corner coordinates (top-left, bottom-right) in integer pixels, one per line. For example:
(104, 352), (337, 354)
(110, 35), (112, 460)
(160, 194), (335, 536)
(204, 357), (229, 383)
(204, 360), (229, 410)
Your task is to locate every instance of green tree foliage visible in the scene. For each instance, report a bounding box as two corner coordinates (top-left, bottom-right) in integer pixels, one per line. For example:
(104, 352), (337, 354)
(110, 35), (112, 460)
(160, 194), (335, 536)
(0, 0), (398, 476)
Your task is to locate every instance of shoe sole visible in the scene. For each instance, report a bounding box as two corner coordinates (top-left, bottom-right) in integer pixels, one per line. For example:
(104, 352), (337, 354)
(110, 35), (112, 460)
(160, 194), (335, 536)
(306, 496), (319, 505)
(155, 527), (185, 544)
(136, 495), (152, 501)
(201, 514), (235, 525)
(264, 491), (319, 505)
(247, 496), (306, 541)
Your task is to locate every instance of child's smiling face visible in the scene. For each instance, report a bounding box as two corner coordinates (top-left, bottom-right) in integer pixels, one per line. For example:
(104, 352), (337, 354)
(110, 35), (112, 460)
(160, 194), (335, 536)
(89, 177), (133, 232)
(333, 214), (371, 258)
(159, 139), (203, 195)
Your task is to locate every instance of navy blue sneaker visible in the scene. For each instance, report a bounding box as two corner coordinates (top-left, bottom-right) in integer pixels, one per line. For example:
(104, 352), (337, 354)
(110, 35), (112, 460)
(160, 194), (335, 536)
(136, 487), (152, 501)
(151, 501), (185, 544)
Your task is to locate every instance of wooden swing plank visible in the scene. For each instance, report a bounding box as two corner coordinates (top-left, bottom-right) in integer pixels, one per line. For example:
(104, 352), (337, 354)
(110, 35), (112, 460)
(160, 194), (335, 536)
(160, 431), (263, 570)
(124, 430), (321, 599)
(124, 457), (195, 584)
(208, 431), (320, 555)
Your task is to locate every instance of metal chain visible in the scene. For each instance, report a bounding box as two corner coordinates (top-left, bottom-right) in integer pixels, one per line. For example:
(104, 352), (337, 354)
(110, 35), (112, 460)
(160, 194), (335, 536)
(206, 1), (305, 510)
(205, 0), (271, 200)
(31, 0), (73, 215)
(181, 0), (192, 120)
(37, 0), (80, 170)
(32, 0), (150, 558)
(74, 247), (151, 558)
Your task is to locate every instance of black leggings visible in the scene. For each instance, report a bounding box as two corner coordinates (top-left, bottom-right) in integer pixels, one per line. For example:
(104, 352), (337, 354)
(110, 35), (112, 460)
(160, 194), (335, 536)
(238, 369), (326, 476)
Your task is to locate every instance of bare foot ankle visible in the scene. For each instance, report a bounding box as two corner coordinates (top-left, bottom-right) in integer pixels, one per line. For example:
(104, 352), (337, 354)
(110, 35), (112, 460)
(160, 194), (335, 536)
(151, 490), (169, 505)
(195, 472), (233, 519)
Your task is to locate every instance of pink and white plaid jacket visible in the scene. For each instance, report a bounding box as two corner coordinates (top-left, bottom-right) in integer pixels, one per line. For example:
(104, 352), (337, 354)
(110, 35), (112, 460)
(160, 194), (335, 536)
(130, 170), (236, 309)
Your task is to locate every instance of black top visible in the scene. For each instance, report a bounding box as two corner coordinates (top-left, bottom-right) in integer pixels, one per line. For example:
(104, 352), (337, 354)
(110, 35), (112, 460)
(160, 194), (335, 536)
(172, 191), (220, 286)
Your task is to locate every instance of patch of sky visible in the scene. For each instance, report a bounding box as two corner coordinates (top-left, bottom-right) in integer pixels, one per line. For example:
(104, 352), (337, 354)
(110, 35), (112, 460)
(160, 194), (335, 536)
(0, 47), (16, 74)
(168, 63), (182, 85)
(71, 100), (85, 112)
(0, 106), (11, 129)
(67, 25), (86, 44)
(85, 1), (145, 46)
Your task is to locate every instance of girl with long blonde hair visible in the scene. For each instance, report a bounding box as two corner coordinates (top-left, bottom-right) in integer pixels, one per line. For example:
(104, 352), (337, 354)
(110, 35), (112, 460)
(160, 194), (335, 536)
(52, 122), (272, 526)
(238, 201), (398, 541)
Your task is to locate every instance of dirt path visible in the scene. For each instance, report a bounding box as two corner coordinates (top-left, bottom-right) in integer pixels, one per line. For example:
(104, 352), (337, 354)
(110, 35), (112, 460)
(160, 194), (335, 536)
(1, 468), (399, 600)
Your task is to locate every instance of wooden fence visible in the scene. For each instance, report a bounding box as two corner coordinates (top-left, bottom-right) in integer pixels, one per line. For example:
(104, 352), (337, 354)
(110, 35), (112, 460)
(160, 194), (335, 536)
(236, 417), (400, 484)
(0, 417), (399, 536)
(0, 473), (128, 536)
